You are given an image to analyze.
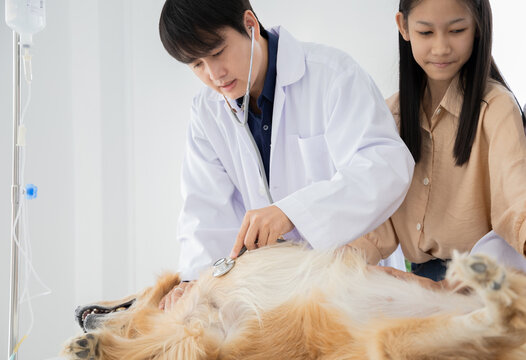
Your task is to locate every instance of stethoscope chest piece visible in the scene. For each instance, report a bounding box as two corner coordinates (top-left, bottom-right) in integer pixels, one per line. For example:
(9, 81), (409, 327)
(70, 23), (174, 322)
(213, 257), (236, 277)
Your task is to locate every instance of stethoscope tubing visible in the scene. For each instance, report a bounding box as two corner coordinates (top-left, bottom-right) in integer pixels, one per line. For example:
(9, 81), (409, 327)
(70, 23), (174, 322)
(229, 26), (255, 127)
(214, 26), (276, 277)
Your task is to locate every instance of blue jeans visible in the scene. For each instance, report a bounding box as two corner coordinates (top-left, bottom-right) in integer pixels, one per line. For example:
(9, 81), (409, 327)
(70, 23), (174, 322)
(411, 258), (449, 282)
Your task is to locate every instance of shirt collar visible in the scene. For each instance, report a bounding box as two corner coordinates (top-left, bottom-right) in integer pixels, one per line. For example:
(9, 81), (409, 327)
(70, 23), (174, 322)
(420, 74), (463, 131)
(261, 31), (278, 102)
(438, 74), (463, 118)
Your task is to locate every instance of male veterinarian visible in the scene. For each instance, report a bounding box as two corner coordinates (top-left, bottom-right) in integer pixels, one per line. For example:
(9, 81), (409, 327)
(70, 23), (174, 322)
(158, 0), (415, 309)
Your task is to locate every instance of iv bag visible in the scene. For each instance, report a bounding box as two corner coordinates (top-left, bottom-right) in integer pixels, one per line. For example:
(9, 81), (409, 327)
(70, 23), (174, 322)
(5, 0), (46, 47)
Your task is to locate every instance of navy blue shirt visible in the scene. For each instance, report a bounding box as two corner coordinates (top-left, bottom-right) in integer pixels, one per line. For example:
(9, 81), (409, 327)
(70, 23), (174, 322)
(236, 31), (278, 184)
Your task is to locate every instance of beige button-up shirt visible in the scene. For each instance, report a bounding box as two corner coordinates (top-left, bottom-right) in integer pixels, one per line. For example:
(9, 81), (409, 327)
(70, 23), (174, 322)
(352, 78), (526, 264)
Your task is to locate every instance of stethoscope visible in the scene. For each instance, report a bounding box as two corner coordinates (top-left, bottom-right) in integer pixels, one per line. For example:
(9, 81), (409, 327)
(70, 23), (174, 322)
(213, 26), (278, 277)
(222, 26), (255, 127)
(213, 246), (247, 277)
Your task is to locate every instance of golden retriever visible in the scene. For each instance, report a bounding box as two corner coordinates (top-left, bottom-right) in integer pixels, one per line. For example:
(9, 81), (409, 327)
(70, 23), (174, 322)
(62, 244), (526, 359)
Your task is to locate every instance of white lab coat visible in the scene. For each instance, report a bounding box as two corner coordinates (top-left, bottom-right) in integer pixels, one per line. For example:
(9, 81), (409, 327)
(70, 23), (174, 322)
(177, 27), (414, 280)
(471, 231), (526, 273)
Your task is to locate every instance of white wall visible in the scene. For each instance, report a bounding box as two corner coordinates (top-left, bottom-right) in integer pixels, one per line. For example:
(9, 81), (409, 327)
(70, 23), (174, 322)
(255, 0), (401, 96)
(0, 1), (524, 359)
(492, 0), (526, 107)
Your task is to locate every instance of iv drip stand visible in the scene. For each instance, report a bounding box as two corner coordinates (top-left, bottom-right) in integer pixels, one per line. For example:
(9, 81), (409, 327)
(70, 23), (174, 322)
(8, 31), (21, 360)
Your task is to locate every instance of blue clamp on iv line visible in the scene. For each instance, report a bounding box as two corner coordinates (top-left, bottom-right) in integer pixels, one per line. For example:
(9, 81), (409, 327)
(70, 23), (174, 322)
(25, 184), (38, 199)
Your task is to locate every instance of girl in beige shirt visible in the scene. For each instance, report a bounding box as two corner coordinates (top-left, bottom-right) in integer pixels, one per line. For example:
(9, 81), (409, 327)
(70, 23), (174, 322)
(352, 0), (526, 282)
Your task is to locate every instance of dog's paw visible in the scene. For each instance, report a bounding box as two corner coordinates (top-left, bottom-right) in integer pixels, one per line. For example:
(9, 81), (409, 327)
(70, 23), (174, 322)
(61, 333), (100, 360)
(447, 251), (514, 305)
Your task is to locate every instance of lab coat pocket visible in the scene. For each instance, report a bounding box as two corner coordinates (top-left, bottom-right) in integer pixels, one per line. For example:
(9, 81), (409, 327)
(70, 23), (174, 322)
(296, 134), (334, 182)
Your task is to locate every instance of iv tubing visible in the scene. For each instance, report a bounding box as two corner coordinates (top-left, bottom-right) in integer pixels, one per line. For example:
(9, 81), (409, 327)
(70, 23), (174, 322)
(8, 31), (22, 360)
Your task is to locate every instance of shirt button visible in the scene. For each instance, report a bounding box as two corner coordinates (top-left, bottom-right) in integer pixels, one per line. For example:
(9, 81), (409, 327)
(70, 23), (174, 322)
(259, 185), (266, 196)
(429, 133), (433, 140)
(416, 223), (422, 231)
(423, 177), (430, 186)
(263, 125), (269, 131)
(436, 108), (442, 115)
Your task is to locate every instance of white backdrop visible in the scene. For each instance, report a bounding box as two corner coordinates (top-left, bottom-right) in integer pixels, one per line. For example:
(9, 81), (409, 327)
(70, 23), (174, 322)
(0, 0), (524, 358)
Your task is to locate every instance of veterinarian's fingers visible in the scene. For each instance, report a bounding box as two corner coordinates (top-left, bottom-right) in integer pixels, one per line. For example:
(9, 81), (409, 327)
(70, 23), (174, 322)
(232, 218), (251, 258)
(267, 230), (280, 246)
(270, 206), (294, 236)
(243, 222), (259, 251)
(257, 227), (270, 248)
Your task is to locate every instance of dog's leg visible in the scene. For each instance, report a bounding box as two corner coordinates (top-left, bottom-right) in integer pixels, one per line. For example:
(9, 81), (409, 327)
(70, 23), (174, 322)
(362, 253), (526, 360)
(62, 330), (188, 360)
(61, 333), (100, 360)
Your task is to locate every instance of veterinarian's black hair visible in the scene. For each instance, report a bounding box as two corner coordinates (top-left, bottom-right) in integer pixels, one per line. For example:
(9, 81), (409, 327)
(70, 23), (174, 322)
(398, 0), (526, 166)
(159, 0), (266, 64)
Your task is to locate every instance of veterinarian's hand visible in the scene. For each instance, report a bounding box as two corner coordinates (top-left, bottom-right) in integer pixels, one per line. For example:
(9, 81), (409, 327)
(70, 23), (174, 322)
(158, 281), (195, 311)
(230, 205), (294, 258)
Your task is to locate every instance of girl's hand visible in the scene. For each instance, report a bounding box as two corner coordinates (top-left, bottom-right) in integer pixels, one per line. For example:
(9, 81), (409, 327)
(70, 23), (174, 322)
(369, 265), (471, 294)
(230, 205), (294, 258)
(369, 265), (444, 290)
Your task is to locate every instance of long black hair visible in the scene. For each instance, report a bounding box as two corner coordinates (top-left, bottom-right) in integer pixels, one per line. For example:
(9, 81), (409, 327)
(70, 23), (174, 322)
(398, 0), (526, 165)
(159, 0), (265, 64)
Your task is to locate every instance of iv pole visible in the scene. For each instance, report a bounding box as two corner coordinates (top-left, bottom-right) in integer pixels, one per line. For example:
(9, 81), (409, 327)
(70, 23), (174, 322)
(8, 30), (21, 360)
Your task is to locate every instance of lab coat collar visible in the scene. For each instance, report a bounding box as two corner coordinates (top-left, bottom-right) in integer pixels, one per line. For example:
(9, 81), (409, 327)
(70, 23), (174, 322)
(206, 26), (306, 102)
(271, 26), (306, 87)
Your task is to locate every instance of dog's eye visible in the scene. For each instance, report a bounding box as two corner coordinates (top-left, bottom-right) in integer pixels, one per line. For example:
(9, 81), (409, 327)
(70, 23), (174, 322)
(115, 307), (127, 312)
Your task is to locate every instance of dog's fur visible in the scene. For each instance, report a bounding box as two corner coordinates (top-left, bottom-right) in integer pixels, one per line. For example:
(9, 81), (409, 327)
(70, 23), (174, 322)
(62, 244), (526, 359)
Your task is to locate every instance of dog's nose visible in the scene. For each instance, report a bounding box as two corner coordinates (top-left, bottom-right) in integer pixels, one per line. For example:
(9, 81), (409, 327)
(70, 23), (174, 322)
(74, 305), (88, 332)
